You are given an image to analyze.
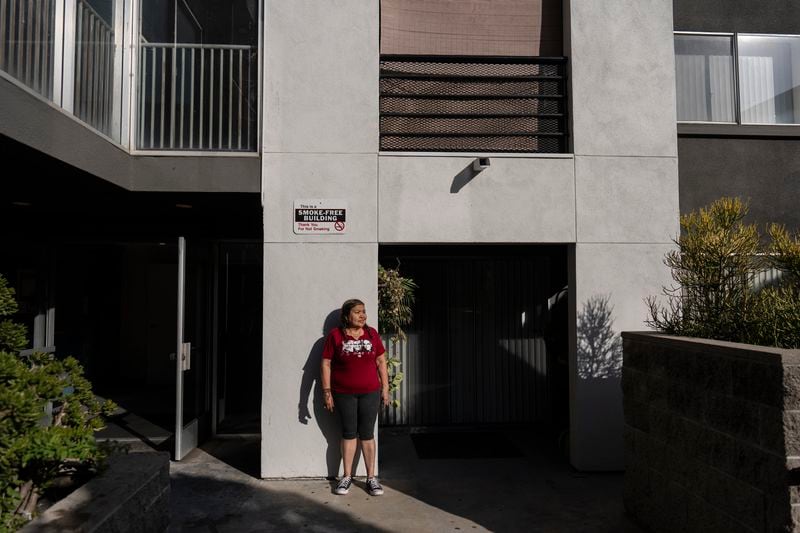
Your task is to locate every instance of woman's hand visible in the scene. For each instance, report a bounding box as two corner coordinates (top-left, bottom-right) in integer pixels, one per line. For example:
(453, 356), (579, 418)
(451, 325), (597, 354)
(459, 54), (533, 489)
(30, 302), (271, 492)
(381, 387), (390, 407)
(376, 354), (390, 407)
(320, 360), (333, 412)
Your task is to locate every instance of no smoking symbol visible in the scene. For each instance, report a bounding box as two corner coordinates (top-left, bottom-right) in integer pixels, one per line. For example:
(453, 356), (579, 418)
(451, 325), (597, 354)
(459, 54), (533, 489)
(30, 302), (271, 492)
(334, 221), (345, 231)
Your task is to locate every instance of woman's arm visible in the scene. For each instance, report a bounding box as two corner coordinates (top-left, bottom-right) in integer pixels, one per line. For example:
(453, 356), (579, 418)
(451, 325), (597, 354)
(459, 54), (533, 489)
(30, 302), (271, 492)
(321, 358), (334, 412)
(376, 353), (390, 407)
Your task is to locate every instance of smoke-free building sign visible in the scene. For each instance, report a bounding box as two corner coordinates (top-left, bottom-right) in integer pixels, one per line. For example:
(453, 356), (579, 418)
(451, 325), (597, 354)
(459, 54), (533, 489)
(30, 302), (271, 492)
(294, 199), (348, 234)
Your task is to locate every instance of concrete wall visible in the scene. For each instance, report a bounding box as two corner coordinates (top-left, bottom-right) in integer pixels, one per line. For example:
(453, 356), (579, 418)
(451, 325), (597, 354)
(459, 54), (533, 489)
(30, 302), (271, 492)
(566, 0), (679, 470)
(378, 154), (575, 243)
(21, 452), (170, 532)
(678, 137), (800, 230)
(674, 0), (800, 33)
(261, 0), (379, 478)
(262, 243), (378, 478)
(263, 1), (378, 153)
(622, 332), (800, 531)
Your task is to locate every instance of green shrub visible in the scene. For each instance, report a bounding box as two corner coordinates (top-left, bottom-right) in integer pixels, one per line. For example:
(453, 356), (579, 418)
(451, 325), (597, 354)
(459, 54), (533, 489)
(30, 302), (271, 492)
(748, 224), (800, 348)
(0, 274), (116, 530)
(377, 265), (417, 407)
(768, 223), (800, 283)
(377, 265), (417, 343)
(647, 198), (800, 349)
(748, 285), (800, 348)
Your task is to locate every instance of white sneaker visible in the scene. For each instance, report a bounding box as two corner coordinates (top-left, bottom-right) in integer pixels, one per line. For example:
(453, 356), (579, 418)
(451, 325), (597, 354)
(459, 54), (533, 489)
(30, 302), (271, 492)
(335, 476), (352, 495)
(366, 477), (384, 496)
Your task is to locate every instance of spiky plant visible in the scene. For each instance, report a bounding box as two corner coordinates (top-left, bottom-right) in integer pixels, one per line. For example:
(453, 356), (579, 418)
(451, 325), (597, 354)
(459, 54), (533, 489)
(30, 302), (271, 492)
(647, 197), (800, 349)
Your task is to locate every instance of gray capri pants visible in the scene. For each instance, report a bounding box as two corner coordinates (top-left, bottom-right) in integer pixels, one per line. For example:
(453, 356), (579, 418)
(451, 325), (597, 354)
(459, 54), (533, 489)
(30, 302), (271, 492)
(333, 390), (380, 440)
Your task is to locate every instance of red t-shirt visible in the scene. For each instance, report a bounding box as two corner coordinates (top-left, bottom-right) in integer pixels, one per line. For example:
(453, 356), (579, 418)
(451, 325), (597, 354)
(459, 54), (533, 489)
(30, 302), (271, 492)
(322, 326), (386, 394)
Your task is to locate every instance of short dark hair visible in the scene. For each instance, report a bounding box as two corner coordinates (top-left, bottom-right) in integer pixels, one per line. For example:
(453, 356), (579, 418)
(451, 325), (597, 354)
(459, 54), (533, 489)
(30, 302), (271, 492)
(340, 299), (365, 329)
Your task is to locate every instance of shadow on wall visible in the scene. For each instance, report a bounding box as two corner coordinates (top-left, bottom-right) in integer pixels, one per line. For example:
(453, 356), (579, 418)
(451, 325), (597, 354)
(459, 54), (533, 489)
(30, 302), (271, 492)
(298, 310), (357, 478)
(577, 295), (622, 380)
(450, 162), (480, 193)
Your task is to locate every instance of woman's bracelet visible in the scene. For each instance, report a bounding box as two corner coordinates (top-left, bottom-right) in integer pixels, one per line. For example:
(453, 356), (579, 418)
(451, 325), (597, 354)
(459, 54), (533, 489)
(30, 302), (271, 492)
(323, 388), (332, 395)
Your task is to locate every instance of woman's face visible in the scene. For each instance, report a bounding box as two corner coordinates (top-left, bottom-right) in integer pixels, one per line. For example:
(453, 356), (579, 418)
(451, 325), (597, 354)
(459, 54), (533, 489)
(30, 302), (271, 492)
(348, 304), (367, 328)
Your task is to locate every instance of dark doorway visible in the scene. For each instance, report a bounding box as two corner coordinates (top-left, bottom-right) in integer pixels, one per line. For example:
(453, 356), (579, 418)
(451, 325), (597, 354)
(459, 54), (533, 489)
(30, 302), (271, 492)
(379, 245), (569, 432)
(0, 139), (263, 454)
(215, 242), (262, 435)
(1, 239), (263, 450)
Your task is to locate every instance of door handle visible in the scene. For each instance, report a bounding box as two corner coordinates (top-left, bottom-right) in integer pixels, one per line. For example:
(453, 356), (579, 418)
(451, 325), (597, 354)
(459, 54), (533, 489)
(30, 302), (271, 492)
(181, 342), (191, 371)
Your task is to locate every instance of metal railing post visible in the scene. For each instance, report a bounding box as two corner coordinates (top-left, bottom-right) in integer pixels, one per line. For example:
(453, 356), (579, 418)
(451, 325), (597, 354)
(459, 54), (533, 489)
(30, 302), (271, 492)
(111, 0), (124, 142)
(0, 0), (8, 73)
(33, 0), (42, 92)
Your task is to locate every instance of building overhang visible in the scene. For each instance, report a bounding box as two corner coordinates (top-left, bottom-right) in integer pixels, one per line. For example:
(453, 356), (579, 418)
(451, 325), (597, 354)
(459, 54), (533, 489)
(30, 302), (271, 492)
(0, 75), (260, 194)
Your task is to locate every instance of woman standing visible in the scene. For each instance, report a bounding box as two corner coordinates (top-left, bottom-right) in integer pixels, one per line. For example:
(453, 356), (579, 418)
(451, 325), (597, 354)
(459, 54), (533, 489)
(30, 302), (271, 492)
(321, 298), (390, 496)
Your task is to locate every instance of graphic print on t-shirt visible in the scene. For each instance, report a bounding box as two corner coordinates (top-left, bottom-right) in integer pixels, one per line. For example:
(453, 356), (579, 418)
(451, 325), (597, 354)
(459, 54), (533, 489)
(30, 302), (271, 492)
(342, 339), (373, 358)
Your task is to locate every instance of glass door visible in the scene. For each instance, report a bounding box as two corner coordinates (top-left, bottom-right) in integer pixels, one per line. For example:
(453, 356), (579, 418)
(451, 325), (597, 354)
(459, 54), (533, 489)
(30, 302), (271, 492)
(175, 236), (212, 460)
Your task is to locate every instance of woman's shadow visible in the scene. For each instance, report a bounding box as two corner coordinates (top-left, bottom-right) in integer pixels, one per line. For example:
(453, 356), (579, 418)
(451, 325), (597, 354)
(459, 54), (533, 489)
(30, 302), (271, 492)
(298, 310), (360, 479)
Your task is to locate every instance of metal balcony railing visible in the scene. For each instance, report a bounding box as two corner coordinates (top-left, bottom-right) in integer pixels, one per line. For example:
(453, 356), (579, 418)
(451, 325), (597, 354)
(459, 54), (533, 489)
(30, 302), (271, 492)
(138, 43), (257, 151)
(380, 55), (569, 153)
(1, 1), (260, 153)
(0, 0), (56, 100)
(74, 0), (115, 138)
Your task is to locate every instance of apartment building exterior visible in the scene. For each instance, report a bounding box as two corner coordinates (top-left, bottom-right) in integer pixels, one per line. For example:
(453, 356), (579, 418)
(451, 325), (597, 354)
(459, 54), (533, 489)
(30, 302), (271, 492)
(672, 0), (800, 230)
(259, 0), (678, 477)
(13, 0), (783, 479)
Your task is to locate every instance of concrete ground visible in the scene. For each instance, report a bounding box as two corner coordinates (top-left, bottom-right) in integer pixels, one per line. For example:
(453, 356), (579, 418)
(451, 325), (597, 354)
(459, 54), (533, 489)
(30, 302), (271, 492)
(168, 429), (640, 532)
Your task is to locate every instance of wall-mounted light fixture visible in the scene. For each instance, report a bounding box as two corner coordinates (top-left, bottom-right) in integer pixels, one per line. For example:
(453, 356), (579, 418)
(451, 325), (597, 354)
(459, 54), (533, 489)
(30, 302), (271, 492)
(472, 157), (490, 172)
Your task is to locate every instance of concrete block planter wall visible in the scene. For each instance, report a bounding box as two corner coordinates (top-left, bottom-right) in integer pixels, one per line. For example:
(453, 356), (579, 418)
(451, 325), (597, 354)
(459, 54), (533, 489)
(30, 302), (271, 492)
(20, 452), (170, 533)
(622, 332), (800, 532)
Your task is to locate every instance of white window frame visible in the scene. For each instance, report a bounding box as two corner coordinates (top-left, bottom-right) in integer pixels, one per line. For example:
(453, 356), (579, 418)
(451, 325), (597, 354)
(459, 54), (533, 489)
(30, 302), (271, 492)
(675, 31), (800, 128)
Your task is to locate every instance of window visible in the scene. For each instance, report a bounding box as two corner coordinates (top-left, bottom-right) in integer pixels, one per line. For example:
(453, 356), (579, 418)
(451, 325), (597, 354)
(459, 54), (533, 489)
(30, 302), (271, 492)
(675, 32), (800, 126)
(738, 35), (800, 125)
(674, 34), (735, 122)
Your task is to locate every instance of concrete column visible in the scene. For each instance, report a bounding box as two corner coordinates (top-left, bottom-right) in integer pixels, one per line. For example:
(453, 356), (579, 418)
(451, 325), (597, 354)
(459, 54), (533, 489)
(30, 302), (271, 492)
(261, 0), (379, 478)
(261, 243), (378, 478)
(566, 0), (679, 470)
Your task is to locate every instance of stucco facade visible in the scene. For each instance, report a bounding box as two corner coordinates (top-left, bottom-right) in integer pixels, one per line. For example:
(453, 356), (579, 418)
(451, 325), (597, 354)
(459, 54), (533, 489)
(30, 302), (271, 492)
(260, 0), (679, 476)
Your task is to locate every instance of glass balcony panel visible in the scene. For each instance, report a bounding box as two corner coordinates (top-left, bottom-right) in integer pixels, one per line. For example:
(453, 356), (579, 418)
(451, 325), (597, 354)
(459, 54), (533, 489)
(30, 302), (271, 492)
(674, 34), (736, 123)
(738, 35), (800, 125)
(137, 0), (259, 152)
(0, 0), (57, 100)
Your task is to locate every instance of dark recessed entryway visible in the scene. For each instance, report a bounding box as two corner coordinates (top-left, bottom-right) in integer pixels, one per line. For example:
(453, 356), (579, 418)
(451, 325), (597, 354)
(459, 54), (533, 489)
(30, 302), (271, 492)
(0, 137), (263, 458)
(378, 245), (569, 442)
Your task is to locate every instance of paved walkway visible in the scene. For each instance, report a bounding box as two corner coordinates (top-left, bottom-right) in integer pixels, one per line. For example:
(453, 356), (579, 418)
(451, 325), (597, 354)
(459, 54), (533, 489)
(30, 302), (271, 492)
(168, 430), (640, 532)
